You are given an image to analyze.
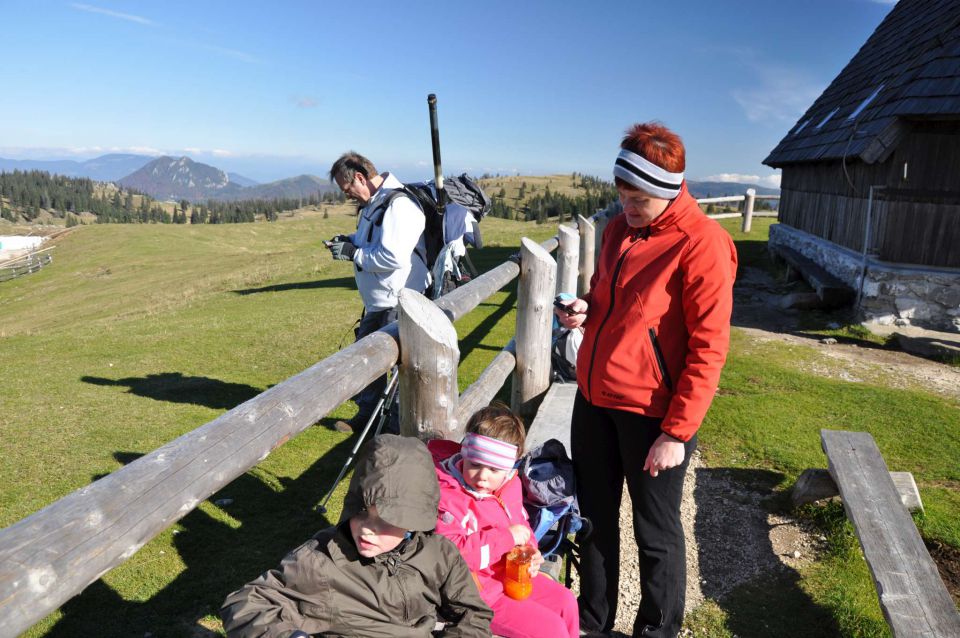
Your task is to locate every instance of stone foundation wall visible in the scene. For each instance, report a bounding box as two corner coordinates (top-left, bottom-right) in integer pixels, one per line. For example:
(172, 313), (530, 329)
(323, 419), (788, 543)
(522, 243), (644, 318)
(768, 224), (960, 332)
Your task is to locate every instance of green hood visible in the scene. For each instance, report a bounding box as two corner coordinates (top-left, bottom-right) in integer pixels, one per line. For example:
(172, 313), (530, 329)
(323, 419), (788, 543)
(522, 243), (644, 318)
(340, 434), (440, 532)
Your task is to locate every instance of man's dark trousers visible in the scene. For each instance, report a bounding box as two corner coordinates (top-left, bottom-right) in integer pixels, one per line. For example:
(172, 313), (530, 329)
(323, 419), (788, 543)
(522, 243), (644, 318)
(352, 307), (399, 434)
(571, 391), (696, 638)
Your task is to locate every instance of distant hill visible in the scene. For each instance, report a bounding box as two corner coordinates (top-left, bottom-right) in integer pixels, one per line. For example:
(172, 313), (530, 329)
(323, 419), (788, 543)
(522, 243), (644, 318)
(686, 180), (779, 198)
(118, 156), (335, 202)
(237, 175), (334, 201)
(0, 153), (154, 182)
(119, 156), (244, 201)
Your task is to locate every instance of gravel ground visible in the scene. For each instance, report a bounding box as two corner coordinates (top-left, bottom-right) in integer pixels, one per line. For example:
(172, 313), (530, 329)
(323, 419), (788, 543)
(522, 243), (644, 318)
(563, 450), (821, 637)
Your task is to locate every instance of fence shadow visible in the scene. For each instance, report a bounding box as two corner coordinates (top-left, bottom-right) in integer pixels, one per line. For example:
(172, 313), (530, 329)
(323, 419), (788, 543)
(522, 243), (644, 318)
(42, 420), (364, 637)
(692, 467), (841, 637)
(81, 372), (262, 410)
(232, 276), (356, 295)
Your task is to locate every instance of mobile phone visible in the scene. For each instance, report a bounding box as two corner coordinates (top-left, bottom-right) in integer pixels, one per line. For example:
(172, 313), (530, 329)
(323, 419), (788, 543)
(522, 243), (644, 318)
(323, 240), (333, 247)
(553, 297), (578, 315)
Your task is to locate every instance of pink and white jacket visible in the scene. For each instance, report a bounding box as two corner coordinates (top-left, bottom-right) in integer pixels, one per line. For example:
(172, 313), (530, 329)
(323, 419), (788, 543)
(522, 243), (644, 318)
(427, 439), (533, 604)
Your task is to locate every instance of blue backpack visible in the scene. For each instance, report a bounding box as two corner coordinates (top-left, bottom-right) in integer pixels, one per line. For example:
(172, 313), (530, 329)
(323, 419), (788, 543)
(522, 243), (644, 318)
(519, 439), (584, 557)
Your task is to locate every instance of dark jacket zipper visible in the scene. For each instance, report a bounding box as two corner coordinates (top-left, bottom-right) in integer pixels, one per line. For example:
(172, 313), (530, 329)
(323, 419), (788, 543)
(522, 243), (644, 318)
(649, 328), (673, 390)
(585, 234), (644, 401)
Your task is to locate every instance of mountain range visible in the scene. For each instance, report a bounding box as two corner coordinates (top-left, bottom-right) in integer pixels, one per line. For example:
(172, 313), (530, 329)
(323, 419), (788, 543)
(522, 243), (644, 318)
(0, 154), (158, 182)
(0, 153), (777, 203)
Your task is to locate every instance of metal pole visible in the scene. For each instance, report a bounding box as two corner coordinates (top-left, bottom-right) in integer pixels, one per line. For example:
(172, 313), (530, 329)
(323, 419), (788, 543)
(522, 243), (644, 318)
(856, 185), (884, 308)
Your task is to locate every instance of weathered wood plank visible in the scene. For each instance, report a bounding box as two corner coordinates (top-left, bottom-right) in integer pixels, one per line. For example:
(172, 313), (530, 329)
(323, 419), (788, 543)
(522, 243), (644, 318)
(511, 238), (556, 419)
(398, 289), (459, 440)
(822, 429), (960, 638)
(556, 224), (579, 297)
(524, 383), (577, 455)
(577, 215), (595, 297)
(791, 468), (923, 512)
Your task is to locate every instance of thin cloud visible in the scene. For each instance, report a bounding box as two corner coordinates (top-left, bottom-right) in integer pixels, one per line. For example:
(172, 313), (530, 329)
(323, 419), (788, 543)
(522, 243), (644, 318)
(719, 47), (825, 124)
(293, 96), (318, 109)
(211, 149), (233, 157)
(200, 43), (259, 64)
(70, 3), (156, 26)
(702, 173), (781, 188)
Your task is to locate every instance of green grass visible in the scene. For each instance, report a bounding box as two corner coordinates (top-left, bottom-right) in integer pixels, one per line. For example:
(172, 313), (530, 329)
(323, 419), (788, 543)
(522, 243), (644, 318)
(678, 218), (960, 637)
(3, 213), (957, 637)
(0, 214), (555, 637)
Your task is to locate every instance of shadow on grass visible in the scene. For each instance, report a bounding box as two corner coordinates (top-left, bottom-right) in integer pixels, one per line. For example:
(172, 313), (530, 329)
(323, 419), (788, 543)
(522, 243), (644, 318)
(42, 419), (366, 638)
(232, 276), (356, 295)
(693, 467), (841, 637)
(81, 372), (262, 410)
(455, 245), (524, 363)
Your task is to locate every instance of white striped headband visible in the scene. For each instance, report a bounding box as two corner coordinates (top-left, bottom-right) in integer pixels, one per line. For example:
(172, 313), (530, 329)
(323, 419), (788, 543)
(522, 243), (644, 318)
(461, 433), (518, 471)
(613, 148), (683, 199)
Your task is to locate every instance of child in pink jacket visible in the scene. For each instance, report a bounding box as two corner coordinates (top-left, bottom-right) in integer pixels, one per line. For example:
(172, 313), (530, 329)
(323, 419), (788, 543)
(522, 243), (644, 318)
(427, 403), (579, 638)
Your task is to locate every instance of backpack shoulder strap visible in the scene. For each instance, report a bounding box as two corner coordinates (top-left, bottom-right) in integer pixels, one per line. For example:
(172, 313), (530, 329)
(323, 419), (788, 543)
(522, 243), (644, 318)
(364, 188), (429, 268)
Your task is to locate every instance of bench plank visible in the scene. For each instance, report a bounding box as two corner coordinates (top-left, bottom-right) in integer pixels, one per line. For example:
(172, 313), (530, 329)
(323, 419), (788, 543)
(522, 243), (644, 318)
(774, 245), (853, 307)
(525, 383), (577, 455)
(822, 430), (960, 637)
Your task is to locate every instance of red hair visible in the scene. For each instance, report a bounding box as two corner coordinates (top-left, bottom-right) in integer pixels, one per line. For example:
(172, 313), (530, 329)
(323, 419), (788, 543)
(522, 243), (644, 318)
(616, 122), (685, 190)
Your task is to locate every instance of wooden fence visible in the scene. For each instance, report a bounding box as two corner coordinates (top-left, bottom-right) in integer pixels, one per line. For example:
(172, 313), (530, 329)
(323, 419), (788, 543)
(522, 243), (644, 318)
(0, 230), (574, 637)
(0, 247), (54, 283)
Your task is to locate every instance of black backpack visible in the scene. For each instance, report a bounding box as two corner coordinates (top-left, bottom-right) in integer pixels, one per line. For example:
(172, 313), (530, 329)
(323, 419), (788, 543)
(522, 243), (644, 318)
(365, 174), (491, 297)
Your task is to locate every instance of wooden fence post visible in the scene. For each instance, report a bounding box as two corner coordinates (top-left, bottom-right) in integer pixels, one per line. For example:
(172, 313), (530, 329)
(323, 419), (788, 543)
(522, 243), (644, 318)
(512, 238), (556, 419)
(577, 215), (595, 297)
(398, 289), (459, 440)
(556, 224), (579, 296)
(741, 188), (756, 233)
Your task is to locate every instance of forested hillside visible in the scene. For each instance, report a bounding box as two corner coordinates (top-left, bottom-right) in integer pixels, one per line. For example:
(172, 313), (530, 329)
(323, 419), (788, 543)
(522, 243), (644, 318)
(0, 170), (344, 226)
(479, 173), (619, 223)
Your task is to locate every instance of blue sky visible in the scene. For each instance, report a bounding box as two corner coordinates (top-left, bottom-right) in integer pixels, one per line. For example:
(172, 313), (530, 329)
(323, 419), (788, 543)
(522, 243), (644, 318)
(0, 1), (896, 185)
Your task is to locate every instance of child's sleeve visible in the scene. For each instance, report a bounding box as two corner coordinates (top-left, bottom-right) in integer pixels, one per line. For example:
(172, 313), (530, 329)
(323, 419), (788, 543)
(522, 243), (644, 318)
(435, 538), (495, 637)
(436, 492), (516, 571)
(221, 540), (330, 638)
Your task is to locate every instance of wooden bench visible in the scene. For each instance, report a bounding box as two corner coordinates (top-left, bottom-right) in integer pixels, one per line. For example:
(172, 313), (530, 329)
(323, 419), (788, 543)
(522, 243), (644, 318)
(818, 429), (960, 637)
(772, 244), (854, 308)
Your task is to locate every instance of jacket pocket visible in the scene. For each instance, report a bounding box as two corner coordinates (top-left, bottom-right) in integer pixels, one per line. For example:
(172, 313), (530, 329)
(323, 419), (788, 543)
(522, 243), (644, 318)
(648, 328), (673, 391)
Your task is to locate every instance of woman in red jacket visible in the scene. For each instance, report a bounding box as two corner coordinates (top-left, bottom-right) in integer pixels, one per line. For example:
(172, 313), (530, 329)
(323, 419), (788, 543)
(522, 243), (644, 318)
(555, 122), (737, 638)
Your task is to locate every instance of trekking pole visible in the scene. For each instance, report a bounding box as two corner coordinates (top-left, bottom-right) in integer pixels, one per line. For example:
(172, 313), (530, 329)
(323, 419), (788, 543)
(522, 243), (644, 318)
(316, 368), (400, 515)
(427, 93), (447, 216)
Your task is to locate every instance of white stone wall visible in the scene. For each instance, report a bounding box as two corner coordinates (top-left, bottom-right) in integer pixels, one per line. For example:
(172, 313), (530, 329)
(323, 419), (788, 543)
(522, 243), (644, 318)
(769, 224), (960, 332)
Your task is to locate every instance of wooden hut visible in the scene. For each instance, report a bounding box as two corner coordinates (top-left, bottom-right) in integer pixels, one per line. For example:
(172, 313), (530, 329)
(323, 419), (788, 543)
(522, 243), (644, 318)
(764, 0), (960, 331)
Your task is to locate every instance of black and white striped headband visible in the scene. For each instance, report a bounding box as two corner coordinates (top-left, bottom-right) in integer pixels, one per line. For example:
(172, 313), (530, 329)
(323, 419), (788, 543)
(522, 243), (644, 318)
(613, 148), (683, 199)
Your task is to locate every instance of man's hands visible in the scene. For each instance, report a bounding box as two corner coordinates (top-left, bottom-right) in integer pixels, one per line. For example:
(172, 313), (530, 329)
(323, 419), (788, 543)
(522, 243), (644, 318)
(642, 433), (686, 477)
(553, 297), (588, 329)
(327, 237), (357, 261)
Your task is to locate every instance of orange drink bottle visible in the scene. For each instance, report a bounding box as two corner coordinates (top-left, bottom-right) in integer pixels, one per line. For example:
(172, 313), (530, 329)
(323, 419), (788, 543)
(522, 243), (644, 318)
(503, 545), (534, 600)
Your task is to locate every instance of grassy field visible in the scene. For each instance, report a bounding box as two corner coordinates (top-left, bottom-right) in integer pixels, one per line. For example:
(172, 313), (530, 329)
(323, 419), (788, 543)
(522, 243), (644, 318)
(1, 212), (957, 637)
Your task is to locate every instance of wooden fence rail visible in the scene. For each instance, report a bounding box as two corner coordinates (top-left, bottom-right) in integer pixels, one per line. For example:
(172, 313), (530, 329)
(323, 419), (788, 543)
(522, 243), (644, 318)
(0, 233), (567, 637)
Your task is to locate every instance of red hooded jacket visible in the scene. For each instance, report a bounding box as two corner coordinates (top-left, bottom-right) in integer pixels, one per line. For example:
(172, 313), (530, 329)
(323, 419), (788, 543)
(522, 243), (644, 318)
(577, 184), (737, 441)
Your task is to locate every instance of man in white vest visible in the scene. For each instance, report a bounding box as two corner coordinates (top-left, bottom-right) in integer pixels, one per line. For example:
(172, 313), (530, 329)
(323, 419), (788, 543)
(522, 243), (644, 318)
(326, 152), (429, 433)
